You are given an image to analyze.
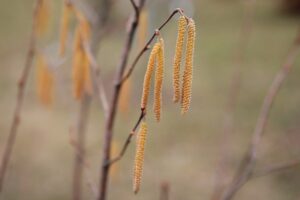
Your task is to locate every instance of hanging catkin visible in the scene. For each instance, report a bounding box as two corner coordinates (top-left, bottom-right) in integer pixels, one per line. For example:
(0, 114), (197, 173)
(59, 0), (72, 56)
(173, 16), (187, 103)
(140, 42), (161, 110)
(35, 0), (50, 37)
(133, 121), (148, 194)
(153, 38), (164, 122)
(72, 27), (85, 100)
(36, 54), (54, 106)
(119, 78), (132, 114)
(138, 9), (148, 49)
(181, 18), (196, 114)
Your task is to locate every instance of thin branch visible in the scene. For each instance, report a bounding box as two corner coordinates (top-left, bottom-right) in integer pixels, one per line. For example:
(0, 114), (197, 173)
(83, 42), (109, 114)
(97, 1), (146, 199)
(72, 94), (92, 200)
(69, 118), (97, 199)
(106, 109), (145, 166)
(130, 0), (139, 16)
(211, 1), (256, 199)
(252, 159), (300, 178)
(120, 8), (182, 84)
(220, 30), (300, 200)
(0, 0), (40, 192)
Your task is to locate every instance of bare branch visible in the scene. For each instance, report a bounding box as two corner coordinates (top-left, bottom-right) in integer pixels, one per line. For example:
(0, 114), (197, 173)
(120, 8), (182, 84)
(0, 0), (40, 192)
(252, 159), (300, 178)
(220, 30), (300, 200)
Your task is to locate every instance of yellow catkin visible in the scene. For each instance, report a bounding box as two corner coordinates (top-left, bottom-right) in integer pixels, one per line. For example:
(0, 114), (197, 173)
(153, 38), (164, 122)
(110, 141), (120, 179)
(35, 0), (50, 37)
(133, 121), (148, 194)
(138, 10), (148, 49)
(82, 52), (93, 95)
(118, 78), (132, 114)
(59, 1), (73, 56)
(74, 9), (91, 43)
(141, 42), (161, 110)
(181, 18), (196, 114)
(36, 54), (54, 106)
(173, 16), (187, 103)
(72, 27), (85, 100)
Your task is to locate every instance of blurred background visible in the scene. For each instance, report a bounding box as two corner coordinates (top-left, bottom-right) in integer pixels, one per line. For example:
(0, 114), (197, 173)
(0, 0), (300, 199)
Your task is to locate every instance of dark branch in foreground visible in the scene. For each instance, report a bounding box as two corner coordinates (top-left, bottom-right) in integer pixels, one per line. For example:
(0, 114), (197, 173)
(0, 0), (40, 192)
(220, 30), (300, 200)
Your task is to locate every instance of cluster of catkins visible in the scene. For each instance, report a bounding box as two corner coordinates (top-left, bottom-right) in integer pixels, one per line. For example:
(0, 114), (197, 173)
(133, 15), (196, 194)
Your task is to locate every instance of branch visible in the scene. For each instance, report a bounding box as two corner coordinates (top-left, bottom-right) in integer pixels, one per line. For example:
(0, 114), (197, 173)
(211, 1), (256, 199)
(106, 109), (145, 166)
(252, 159), (300, 178)
(0, 0), (40, 192)
(220, 30), (300, 200)
(120, 8), (182, 84)
(97, 1), (146, 199)
(69, 119), (97, 199)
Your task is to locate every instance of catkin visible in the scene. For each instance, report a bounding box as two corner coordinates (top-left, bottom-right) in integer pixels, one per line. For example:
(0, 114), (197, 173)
(35, 0), (50, 37)
(72, 27), (85, 100)
(74, 9), (91, 43)
(181, 18), (196, 114)
(133, 121), (148, 194)
(36, 54), (54, 106)
(153, 38), (164, 122)
(59, 1), (72, 56)
(140, 42), (161, 110)
(173, 16), (187, 103)
(119, 78), (132, 114)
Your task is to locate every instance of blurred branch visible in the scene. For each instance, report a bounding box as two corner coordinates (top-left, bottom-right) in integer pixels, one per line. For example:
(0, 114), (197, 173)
(220, 30), (300, 200)
(69, 116), (97, 199)
(97, 0), (146, 199)
(211, 0), (256, 199)
(0, 0), (40, 192)
(159, 181), (170, 200)
(252, 159), (300, 178)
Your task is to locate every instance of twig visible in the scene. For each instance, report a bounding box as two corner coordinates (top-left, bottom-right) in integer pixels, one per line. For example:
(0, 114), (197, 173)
(97, 1), (146, 199)
(220, 30), (300, 200)
(252, 159), (300, 178)
(159, 181), (170, 200)
(211, 1), (256, 199)
(106, 109), (146, 166)
(69, 122), (97, 198)
(83, 42), (109, 114)
(72, 94), (92, 200)
(120, 8), (182, 84)
(0, 0), (40, 192)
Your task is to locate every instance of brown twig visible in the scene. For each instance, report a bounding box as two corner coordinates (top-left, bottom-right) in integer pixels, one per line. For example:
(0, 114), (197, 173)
(220, 30), (300, 200)
(107, 109), (146, 166)
(97, 1), (146, 199)
(211, 1), (256, 199)
(69, 122), (97, 198)
(72, 94), (91, 200)
(0, 0), (40, 192)
(120, 8), (183, 84)
(252, 159), (300, 178)
(159, 181), (170, 200)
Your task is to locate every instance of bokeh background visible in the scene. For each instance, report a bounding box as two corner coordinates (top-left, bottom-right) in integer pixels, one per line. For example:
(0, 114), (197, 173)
(1, 0), (300, 199)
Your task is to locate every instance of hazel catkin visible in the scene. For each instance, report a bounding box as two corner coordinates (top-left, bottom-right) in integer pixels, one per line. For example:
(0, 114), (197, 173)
(181, 18), (195, 114)
(133, 121), (148, 194)
(140, 42), (161, 110)
(173, 16), (187, 103)
(153, 38), (164, 122)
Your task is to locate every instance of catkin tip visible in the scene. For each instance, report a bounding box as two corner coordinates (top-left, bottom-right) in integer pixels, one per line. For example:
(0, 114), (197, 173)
(133, 121), (148, 194)
(181, 18), (195, 114)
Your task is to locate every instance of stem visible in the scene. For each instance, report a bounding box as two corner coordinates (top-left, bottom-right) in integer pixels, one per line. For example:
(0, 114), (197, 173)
(220, 30), (300, 200)
(97, 1), (146, 199)
(0, 0), (40, 192)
